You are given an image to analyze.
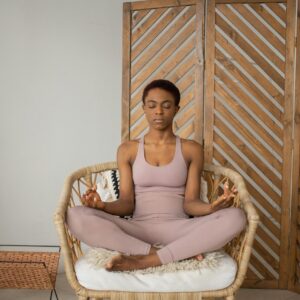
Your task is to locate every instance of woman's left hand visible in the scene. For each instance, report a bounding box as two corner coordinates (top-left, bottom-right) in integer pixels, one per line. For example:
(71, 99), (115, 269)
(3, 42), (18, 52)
(211, 180), (238, 212)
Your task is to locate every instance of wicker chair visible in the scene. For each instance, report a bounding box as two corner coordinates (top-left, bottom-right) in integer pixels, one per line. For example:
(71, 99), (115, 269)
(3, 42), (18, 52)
(54, 161), (259, 300)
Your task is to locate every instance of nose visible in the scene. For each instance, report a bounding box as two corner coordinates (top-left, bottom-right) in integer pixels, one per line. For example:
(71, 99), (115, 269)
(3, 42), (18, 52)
(155, 105), (163, 114)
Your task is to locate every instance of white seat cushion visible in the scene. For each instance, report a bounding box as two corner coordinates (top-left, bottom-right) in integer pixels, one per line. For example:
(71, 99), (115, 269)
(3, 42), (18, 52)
(74, 248), (237, 292)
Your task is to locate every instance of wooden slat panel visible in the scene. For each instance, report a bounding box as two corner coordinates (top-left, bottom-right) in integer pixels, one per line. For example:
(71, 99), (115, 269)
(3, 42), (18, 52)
(123, 0), (203, 143)
(130, 42), (195, 125)
(132, 9), (152, 29)
(249, 251), (278, 279)
(233, 4), (285, 56)
(266, 3), (286, 22)
(214, 116), (282, 192)
(215, 67), (283, 156)
(123, 0), (298, 291)
(204, 0), (298, 288)
(249, 3), (286, 38)
(214, 94), (283, 176)
(253, 239), (280, 273)
(214, 132), (282, 205)
(214, 133), (280, 204)
(214, 149), (281, 235)
(216, 29), (284, 111)
(131, 6), (186, 63)
(216, 49), (283, 132)
(215, 12), (285, 89)
(246, 266), (259, 279)
(130, 43), (195, 109)
(217, 4), (285, 72)
(132, 9), (168, 45)
(131, 8), (196, 92)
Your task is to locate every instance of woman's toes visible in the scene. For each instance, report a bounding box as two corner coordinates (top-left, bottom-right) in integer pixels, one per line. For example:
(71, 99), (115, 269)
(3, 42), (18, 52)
(194, 254), (204, 261)
(105, 261), (112, 269)
(105, 254), (122, 270)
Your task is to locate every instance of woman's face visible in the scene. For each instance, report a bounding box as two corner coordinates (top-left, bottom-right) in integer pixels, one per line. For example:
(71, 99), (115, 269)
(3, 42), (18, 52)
(142, 88), (180, 129)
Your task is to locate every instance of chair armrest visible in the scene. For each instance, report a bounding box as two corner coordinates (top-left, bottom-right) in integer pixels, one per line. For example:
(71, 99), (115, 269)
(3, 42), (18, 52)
(203, 163), (260, 290)
(53, 161), (118, 293)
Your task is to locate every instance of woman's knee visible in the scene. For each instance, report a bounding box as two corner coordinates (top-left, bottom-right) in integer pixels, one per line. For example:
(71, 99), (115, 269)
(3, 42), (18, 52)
(66, 206), (119, 233)
(66, 206), (95, 234)
(223, 207), (247, 234)
(66, 206), (83, 232)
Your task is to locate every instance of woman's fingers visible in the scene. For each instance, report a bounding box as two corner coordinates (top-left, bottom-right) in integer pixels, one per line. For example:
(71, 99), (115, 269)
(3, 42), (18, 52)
(82, 192), (93, 203)
(217, 193), (235, 205)
(81, 190), (101, 207)
(224, 180), (238, 195)
(224, 180), (231, 197)
(86, 191), (96, 201)
(231, 187), (238, 195)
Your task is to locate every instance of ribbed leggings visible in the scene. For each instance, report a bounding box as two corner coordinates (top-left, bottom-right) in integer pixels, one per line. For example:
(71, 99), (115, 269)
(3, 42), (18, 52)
(66, 206), (246, 265)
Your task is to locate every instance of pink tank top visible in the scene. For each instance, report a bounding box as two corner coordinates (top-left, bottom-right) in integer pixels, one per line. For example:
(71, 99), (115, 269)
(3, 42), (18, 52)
(132, 135), (188, 195)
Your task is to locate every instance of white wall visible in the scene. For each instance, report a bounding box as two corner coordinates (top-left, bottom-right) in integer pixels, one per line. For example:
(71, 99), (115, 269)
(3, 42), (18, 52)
(0, 0), (130, 269)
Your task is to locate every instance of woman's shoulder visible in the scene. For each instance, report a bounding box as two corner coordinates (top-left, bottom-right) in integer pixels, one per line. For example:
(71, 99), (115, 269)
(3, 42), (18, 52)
(179, 137), (203, 159)
(179, 137), (203, 149)
(117, 138), (139, 148)
(117, 138), (140, 165)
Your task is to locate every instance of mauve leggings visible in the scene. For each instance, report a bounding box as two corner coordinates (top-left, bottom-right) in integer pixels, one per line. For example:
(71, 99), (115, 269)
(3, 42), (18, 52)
(66, 205), (247, 265)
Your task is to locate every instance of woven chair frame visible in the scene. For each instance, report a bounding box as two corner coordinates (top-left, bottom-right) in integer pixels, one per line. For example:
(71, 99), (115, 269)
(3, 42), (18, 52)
(54, 161), (259, 300)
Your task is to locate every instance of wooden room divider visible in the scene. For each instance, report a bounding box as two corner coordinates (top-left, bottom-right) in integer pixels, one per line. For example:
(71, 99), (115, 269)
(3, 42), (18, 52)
(121, 0), (300, 292)
(122, 0), (205, 143)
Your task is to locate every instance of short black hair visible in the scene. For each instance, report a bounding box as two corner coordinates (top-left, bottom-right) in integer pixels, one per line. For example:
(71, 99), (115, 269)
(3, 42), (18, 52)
(142, 79), (181, 106)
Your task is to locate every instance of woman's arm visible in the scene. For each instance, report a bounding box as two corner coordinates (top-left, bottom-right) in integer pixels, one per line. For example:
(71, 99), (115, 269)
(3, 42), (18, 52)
(102, 141), (135, 216)
(183, 200), (213, 216)
(183, 141), (237, 216)
(183, 141), (213, 216)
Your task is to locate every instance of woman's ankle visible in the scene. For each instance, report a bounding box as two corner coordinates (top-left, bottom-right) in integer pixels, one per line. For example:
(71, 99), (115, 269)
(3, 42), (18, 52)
(149, 245), (159, 254)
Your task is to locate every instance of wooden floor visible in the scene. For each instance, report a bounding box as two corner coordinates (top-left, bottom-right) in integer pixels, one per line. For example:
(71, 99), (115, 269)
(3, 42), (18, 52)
(0, 272), (299, 300)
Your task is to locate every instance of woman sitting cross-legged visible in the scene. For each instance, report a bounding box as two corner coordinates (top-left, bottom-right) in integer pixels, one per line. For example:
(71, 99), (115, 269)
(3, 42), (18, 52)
(66, 79), (247, 272)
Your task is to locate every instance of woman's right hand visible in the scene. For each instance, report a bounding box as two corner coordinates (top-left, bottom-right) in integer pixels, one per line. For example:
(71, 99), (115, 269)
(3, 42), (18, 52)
(211, 179), (237, 212)
(81, 184), (106, 210)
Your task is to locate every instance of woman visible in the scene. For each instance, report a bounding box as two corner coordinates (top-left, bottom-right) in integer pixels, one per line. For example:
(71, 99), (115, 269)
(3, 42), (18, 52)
(66, 79), (246, 272)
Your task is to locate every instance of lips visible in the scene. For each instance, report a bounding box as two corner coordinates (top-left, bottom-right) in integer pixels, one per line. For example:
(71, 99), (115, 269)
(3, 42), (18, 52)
(153, 119), (164, 123)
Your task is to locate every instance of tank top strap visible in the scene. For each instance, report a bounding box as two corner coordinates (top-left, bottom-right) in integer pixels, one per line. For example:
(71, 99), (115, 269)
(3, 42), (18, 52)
(175, 135), (180, 159)
(136, 135), (143, 160)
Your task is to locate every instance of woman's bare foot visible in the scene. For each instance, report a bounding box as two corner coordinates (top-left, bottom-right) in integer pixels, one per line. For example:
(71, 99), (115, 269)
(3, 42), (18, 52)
(105, 252), (162, 272)
(149, 245), (159, 254)
(193, 253), (204, 261)
(149, 245), (203, 261)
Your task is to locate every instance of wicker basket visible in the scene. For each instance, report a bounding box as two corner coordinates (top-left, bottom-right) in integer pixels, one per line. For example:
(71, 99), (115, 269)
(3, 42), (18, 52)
(0, 245), (61, 300)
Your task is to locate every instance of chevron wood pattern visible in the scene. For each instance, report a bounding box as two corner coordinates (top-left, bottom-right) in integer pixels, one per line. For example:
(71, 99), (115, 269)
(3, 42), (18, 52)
(204, 0), (299, 289)
(122, 0), (204, 143)
(122, 0), (300, 291)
